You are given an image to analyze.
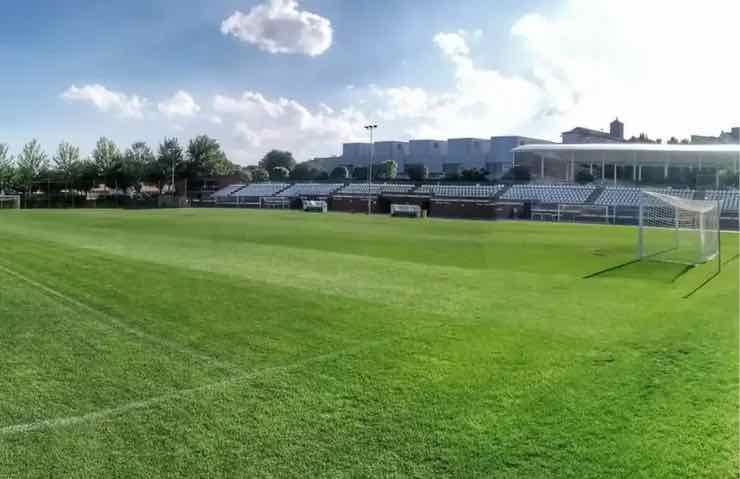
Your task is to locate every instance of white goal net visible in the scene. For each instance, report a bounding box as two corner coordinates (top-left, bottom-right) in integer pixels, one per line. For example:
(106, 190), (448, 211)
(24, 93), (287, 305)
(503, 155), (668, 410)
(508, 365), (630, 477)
(638, 191), (720, 265)
(557, 204), (610, 224)
(302, 200), (327, 213)
(0, 195), (20, 209)
(390, 204), (422, 218)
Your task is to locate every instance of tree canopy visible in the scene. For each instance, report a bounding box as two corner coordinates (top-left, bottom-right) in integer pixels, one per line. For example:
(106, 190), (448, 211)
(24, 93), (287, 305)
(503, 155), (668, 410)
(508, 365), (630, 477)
(259, 150), (296, 173)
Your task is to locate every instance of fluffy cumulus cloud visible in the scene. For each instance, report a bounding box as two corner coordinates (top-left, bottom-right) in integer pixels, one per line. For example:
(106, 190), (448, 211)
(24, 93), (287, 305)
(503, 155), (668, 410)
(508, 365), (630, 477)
(221, 0), (333, 56)
(213, 91), (367, 162)
(366, 30), (545, 140)
(157, 90), (201, 119)
(61, 84), (148, 119)
(364, 0), (740, 141)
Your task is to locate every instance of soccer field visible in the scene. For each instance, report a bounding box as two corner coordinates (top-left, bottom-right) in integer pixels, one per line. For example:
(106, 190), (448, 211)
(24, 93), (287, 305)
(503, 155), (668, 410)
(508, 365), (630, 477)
(0, 209), (737, 477)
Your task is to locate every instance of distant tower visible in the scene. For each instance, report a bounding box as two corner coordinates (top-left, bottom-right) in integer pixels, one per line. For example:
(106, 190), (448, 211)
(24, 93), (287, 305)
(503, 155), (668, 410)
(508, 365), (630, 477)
(610, 117), (624, 140)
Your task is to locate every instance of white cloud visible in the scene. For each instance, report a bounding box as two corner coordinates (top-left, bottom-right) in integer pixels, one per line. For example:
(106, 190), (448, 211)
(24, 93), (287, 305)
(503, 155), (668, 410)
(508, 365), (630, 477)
(61, 84), (148, 119)
(214, 91), (367, 162)
(507, 0), (740, 139)
(221, 0), (333, 56)
(360, 1), (740, 142)
(157, 90), (201, 119)
(366, 30), (544, 139)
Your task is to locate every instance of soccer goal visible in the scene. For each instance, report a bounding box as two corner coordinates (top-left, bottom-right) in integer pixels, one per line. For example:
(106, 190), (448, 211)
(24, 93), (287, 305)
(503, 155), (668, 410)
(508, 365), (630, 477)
(260, 197), (291, 209)
(0, 195), (20, 209)
(638, 191), (720, 267)
(557, 204), (610, 224)
(391, 204), (422, 218)
(302, 199), (328, 213)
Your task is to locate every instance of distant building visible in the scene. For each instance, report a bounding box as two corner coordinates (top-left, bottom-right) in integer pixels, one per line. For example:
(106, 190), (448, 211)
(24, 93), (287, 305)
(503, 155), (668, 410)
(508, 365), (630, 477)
(341, 143), (372, 166)
(562, 127), (625, 144)
(408, 139), (447, 174)
(373, 141), (410, 170)
(487, 136), (554, 176)
(610, 118), (624, 140)
(691, 127), (740, 144)
(446, 138), (490, 172)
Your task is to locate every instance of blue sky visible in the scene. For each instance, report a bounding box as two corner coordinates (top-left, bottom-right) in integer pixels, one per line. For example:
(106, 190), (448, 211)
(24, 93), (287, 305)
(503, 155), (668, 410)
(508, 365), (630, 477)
(1, 0), (739, 164)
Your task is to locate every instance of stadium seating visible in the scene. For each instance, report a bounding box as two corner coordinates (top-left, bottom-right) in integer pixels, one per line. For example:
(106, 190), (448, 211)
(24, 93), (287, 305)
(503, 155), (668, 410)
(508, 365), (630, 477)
(232, 183), (289, 197)
(212, 184), (246, 198)
(338, 183), (416, 195)
(594, 187), (695, 207)
(501, 184), (595, 204)
(278, 183), (344, 197)
(415, 184), (504, 198)
(704, 190), (740, 212)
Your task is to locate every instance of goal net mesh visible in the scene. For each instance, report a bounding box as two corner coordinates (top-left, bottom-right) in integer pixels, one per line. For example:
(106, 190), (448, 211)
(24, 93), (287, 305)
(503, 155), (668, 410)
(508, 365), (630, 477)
(391, 204), (422, 218)
(0, 195), (20, 209)
(638, 191), (719, 265)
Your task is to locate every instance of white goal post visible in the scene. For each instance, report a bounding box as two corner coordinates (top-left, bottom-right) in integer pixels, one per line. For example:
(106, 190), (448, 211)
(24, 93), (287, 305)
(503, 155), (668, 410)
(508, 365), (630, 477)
(557, 204), (610, 224)
(638, 191), (720, 267)
(0, 195), (20, 209)
(302, 199), (328, 213)
(390, 204), (422, 218)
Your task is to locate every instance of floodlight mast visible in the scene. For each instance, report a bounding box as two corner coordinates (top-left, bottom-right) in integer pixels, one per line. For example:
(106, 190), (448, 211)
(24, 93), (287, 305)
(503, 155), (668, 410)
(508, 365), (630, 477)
(365, 124), (378, 215)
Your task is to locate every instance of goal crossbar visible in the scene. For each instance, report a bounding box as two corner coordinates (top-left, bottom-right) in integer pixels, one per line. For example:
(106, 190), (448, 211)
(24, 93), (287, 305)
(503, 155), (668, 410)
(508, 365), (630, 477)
(638, 191), (720, 266)
(0, 195), (21, 209)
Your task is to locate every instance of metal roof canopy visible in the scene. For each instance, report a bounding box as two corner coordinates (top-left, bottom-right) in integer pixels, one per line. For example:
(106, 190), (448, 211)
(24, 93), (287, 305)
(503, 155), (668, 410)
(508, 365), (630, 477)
(513, 143), (740, 166)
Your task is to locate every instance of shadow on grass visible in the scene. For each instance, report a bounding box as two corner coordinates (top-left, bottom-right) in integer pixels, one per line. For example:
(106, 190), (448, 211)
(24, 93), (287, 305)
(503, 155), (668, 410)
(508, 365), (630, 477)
(584, 259), (693, 284)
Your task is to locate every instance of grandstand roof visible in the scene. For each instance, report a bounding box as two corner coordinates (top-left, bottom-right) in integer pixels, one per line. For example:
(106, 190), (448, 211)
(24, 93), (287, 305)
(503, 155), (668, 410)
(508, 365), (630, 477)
(514, 143), (740, 154)
(513, 143), (740, 166)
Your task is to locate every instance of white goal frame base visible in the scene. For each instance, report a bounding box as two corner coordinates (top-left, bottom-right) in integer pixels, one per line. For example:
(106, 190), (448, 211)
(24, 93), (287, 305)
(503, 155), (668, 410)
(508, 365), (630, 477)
(391, 204), (422, 218)
(557, 204), (610, 224)
(0, 195), (21, 209)
(637, 191), (720, 268)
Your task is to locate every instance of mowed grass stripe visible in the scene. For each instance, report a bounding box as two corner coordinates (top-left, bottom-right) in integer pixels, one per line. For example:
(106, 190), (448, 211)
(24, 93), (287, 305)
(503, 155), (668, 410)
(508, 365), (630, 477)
(0, 209), (736, 477)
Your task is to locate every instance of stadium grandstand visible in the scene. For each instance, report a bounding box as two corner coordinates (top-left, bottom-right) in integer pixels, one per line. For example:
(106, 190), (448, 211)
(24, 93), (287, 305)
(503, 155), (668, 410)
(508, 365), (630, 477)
(415, 184), (504, 198)
(501, 184), (596, 204)
(338, 183), (416, 195)
(204, 145), (738, 228)
(705, 190), (740, 213)
(594, 187), (695, 207)
(278, 183), (344, 197)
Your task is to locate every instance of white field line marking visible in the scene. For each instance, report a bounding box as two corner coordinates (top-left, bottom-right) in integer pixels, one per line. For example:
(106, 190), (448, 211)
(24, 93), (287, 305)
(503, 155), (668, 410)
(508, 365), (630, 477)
(0, 262), (241, 374)
(0, 338), (389, 436)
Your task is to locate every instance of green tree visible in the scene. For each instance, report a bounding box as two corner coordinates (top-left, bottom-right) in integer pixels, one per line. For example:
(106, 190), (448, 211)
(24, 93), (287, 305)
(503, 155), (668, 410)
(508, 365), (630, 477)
(406, 164), (429, 181)
(503, 165), (531, 182)
(124, 142), (154, 193)
(271, 166), (290, 180)
(575, 170), (595, 184)
(53, 142), (81, 188)
(73, 159), (99, 192)
(16, 139), (49, 193)
(291, 163), (320, 180)
(251, 167), (270, 182)
(184, 135), (233, 181)
(259, 150), (296, 172)
(330, 166), (349, 179)
(156, 137), (183, 193)
(0, 144), (15, 194)
(239, 166), (254, 183)
(352, 166), (369, 180)
(377, 160), (398, 180)
(91, 137), (122, 189)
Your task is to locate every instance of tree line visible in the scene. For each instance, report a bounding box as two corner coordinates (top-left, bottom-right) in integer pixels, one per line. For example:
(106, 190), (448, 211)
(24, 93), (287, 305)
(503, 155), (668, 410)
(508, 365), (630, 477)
(0, 135), (243, 195)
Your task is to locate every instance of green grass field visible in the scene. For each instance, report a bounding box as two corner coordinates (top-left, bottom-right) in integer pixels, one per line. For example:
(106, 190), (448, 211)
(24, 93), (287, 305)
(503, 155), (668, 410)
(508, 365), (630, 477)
(0, 209), (737, 478)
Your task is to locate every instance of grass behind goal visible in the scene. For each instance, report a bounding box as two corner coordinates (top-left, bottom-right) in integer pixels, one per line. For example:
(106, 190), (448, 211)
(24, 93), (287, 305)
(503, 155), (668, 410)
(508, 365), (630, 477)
(0, 209), (737, 478)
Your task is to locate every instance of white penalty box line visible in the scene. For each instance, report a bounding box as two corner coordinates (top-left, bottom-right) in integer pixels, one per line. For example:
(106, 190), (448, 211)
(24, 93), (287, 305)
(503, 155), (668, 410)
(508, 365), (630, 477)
(0, 262), (241, 375)
(0, 336), (394, 436)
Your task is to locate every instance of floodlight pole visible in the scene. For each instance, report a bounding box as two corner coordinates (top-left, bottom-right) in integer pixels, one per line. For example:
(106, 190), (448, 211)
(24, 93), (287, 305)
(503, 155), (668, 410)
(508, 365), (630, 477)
(365, 124), (378, 215)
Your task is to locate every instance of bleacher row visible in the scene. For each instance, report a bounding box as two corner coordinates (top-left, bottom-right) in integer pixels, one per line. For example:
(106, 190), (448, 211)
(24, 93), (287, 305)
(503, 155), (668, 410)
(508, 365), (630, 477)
(211, 183), (740, 213)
